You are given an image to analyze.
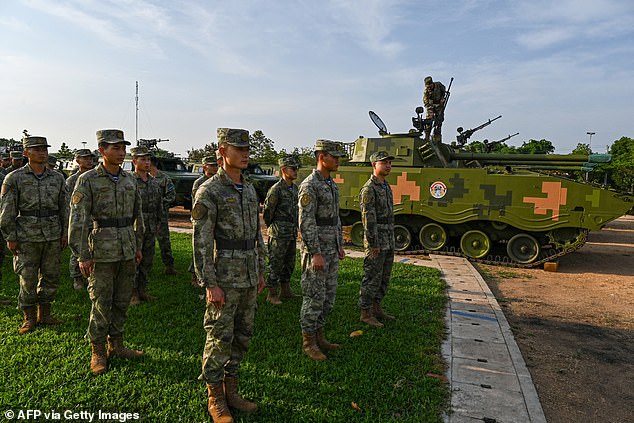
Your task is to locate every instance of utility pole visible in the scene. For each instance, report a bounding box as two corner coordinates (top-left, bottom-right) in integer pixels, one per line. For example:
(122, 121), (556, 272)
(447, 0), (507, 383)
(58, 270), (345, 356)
(135, 81), (139, 144)
(586, 131), (595, 152)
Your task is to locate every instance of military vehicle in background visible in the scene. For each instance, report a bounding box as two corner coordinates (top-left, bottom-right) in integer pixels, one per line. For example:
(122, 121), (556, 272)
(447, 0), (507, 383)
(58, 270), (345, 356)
(244, 163), (278, 203)
(132, 138), (199, 209)
(329, 110), (633, 267)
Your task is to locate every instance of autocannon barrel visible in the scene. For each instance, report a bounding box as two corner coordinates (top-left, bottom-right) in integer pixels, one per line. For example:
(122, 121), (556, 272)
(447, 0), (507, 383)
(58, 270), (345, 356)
(449, 152), (611, 164)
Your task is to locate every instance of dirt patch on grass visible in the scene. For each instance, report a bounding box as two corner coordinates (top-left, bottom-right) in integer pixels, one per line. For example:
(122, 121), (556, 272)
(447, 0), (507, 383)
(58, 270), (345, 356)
(478, 216), (634, 423)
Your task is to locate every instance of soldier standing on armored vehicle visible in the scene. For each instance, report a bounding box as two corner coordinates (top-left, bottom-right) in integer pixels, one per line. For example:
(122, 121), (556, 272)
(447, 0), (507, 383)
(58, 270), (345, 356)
(0, 136), (68, 333)
(130, 147), (162, 305)
(192, 128), (265, 422)
(149, 157), (178, 276)
(69, 129), (145, 376)
(298, 140), (346, 362)
(188, 155), (218, 288)
(66, 148), (96, 290)
(358, 151), (397, 328)
(423, 76), (446, 143)
(263, 155), (300, 305)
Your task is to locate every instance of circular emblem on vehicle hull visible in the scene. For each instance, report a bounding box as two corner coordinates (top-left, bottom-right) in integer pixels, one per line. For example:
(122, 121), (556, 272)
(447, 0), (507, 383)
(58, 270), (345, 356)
(430, 181), (447, 199)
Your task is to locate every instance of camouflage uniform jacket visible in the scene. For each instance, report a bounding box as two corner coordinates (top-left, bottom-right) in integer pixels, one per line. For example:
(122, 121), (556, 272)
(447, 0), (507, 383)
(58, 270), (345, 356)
(134, 173), (162, 232)
(155, 170), (176, 212)
(423, 82), (446, 111)
(68, 164), (144, 263)
(298, 169), (343, 255)
(192, 174), (210, 200)
(192, 167), (265, 289)
(0, 164), (68, 242)
(360, 175), (395, 251)
(263, 178), (298, 240)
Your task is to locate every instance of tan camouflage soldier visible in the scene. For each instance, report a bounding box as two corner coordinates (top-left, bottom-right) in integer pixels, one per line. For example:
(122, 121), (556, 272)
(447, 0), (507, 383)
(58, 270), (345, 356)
(149, 158), (178, 275)
(1, 153), (11, 170)
(423, 75), (447, 143)
(5, 151), (25, 173)
(66, 148), (96, 290)
(130, 147), (163, 305)
(263, 155), (300, 305)
(0, 136), (68, 333)
(68, 129), (145, 376)
(298, 140), (346, 361)
(0, 170), (9, 306)
(359, 151), (397, 328)
(189, 155), (218, 288)
(192, 128), (265, 422)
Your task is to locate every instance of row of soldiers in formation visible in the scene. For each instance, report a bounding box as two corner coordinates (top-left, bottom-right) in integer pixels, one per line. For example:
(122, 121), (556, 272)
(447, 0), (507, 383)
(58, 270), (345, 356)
(0, 127), (397, 423)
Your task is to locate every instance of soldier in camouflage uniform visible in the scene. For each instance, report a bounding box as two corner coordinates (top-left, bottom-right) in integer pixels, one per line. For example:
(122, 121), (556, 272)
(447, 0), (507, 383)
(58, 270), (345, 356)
(66, 149), (97, 290)
(263, 155), (300, 305)
(69, 129), (145, 376)
(192, 128), (265, 422)
(5, 151), (25, 173)
(359, 151), (397, 328)
(1, 154), (11, 170)
(0, 136), (68, 333)
(130, 147), (163, 305)
(189, 155), (218, 288)
(298, 140), (346, 361)
(423, 75), (447, 143)
(0, 170), (9, 306)
(149, 158), (178, 275)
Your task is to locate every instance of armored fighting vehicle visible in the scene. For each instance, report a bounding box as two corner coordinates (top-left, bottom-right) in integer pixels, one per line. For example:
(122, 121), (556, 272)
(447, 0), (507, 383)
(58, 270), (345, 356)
(333, 110), (633, 267)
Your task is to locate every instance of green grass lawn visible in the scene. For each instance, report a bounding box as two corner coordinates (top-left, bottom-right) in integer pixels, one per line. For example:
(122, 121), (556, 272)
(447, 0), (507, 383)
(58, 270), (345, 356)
(0, 233), (448, 422)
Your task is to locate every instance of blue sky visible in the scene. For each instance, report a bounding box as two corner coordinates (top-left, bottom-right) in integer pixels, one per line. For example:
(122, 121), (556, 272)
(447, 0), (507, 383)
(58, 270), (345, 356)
(1, 0), (633, 157)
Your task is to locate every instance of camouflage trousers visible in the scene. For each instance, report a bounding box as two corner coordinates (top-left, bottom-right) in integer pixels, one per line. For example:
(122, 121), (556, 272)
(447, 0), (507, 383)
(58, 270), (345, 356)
(202, 286), (257, 384)
(425, 108), (444, 142)
(87, 259), (135, 343)
(266, 236), (296, 288)
(358, 249), (394, 310)
(69, 252), (82, 279)
(156, 214), (174, 267)
(135, 229), (157, 290)
(0, 232), (5, 283)
(299, 251), (339, 333)
(13, 240), (61, 309)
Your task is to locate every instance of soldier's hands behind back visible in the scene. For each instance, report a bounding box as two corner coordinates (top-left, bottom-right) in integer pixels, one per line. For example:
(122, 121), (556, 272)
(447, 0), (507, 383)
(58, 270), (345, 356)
(257, 273), (265, 294)
(312, 253), (325, 271)
(7, 240), (19, 256)
(79, 259), (95, 278)
(207, 286), (225, 308)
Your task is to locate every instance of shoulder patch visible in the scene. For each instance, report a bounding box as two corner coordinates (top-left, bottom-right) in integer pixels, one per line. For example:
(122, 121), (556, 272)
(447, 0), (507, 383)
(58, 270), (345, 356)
(71, 191), (83, 205)
(361, 192), (371, 205)
(300, 193), (311, 207)
(191, 203), (208, 220)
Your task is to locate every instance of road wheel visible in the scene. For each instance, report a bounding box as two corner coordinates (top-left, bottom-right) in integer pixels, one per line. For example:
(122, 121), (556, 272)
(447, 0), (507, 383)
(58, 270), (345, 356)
(419, 223), (447, 250)
(460, 230), (491, 259)
(507, 233), (541, 264)
(394, 225), (412, 252)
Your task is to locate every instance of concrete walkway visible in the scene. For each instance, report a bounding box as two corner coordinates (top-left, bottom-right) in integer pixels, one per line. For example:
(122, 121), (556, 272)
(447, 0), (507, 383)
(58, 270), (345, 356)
(171, 226), (546, 422)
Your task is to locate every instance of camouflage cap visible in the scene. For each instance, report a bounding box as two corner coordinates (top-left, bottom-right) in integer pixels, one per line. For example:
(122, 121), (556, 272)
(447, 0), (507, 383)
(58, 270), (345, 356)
(1, 154), (10, 160)
(130, 146), (151, 157)
(217, 128), (250, 147)
(47, 155), (58, 165)
(10, 151), (24, 159)
(74, 148), (95, 159)
(96, 129), (131, 145)
(202, 155), (218, 165)
(370, 151), (395, 163)
(278, 155), (301, 168)
(424, 76), (433, 85)
(315, 139), (347, 157)
(23, 136), (51, 148)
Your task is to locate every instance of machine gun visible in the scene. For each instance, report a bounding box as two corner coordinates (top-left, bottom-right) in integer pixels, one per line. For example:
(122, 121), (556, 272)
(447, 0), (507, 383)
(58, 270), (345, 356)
(411, 106), (434, 133)
(138, 138), (169, 150)
(483, 132), (519, 152)
(456, 115), (502, 146)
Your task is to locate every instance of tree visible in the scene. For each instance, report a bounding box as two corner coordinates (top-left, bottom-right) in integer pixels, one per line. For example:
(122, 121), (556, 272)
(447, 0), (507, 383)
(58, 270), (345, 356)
(187, 142), (218, 162)
(517, 139), (555, 154)
(249, 130), (277, 163)
(55, 142), (74, 159)
(606, 136), (634, 193)
(571, 143), (592, 155)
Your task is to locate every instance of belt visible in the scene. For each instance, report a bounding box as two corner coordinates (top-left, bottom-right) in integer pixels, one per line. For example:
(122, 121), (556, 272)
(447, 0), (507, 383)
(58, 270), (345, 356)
(316, 217), (338, 227)
(274, 217), (297, 224)
(19, 209), (59, 218)
(93, 217), (134, 228)
(376, 217), (393, 224)
(215, 238), (256, 250)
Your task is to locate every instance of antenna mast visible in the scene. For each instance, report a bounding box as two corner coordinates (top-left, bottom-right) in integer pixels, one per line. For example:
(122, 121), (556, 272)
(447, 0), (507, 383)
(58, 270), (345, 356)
(135, 81), (139, 143)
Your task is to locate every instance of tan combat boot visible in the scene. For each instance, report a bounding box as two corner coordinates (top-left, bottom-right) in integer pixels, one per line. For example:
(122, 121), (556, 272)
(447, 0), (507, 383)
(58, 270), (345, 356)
(73, 277), (85, 290)
(137, 285), (157, 302)
(265, 287), (282, 305)
(224, 376), (257, 413)
(360, 308), (384, 328)
(302, 332), (326, 361)
(18, 306), (38, 334)
(207, 382), (234, 423)
(90, 342), (108, 376)
(37, 303), (64, 325)
(130, 289), (141, 306)
(316, 327), (340, 351)
(280, 282), (298, 299)
(107, 336), (144, 359)
(373, 302), (396, 321)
